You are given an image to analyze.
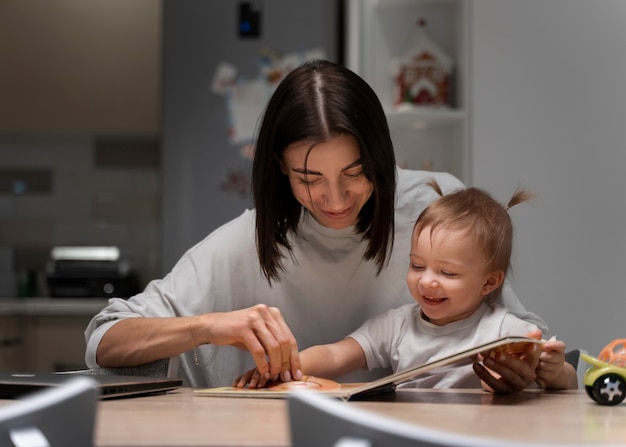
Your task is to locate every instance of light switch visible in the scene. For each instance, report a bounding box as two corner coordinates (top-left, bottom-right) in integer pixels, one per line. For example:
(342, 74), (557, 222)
(238, 2), (262, 39)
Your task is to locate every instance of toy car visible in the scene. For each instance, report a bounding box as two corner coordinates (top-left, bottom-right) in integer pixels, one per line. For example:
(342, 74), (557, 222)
(581, 339), (626, 406)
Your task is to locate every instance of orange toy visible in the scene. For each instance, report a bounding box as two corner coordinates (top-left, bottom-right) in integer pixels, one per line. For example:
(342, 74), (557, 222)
(598, 339), (626, 368)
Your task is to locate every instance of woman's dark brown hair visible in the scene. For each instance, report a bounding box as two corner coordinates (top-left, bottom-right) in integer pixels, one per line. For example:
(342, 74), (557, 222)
(252, 60), (396, 282)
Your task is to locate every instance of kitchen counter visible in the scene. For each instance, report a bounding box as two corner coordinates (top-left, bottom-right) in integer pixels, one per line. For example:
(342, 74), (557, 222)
(0, 297), (109, 316)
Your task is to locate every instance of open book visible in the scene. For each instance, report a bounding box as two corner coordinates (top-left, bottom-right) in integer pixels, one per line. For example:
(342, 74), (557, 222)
(193, 336), (544, 401)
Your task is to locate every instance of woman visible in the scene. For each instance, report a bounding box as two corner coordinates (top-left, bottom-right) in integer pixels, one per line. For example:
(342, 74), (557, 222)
(85, 60), (545, 392)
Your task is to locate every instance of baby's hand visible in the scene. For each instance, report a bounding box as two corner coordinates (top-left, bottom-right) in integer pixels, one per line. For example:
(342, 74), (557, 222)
(233, 367), (271, 389)
(536, 338), (566, 387)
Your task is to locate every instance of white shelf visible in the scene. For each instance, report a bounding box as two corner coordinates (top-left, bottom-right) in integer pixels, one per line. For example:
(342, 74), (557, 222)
(345, 0), (470, 183)
(375, 0), (461, 9)
(386, 107), (465, 129)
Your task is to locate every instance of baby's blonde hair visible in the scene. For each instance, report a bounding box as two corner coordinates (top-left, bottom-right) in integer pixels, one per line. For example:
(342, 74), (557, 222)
(413, 180), (535, 299)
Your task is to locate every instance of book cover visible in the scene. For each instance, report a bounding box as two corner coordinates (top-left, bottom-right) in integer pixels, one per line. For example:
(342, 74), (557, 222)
(193, 336), (543, 401)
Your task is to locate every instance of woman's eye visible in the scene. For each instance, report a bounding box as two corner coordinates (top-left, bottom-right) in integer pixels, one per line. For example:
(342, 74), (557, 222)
(345, 171), (364, 179)
(297, 177), (320, 185)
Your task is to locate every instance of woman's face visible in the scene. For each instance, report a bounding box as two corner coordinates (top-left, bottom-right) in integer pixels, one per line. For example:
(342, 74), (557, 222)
(280, 134), (374, 229)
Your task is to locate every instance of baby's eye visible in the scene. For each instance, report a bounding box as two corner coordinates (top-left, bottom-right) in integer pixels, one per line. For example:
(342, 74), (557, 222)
(441, 271), (458, 277)
(411, 264), (425, 271)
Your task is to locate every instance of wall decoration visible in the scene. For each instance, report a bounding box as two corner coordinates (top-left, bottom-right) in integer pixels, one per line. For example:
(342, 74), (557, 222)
(391, 19), (452, 108)
(212, 47), (326, 152)
(218, 166), (251, 199)
(211, 48), (325, 196)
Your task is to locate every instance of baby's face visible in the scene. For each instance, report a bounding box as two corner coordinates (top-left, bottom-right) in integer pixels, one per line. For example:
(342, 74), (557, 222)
(407, 226), (502, 326)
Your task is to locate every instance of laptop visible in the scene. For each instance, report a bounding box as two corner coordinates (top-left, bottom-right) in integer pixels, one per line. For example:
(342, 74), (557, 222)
(0, 371), (183, 400)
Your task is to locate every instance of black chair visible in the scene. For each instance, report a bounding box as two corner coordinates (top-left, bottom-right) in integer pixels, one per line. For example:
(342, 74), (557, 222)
(64, 356), (178, 379)
(565, 349), (585, 389)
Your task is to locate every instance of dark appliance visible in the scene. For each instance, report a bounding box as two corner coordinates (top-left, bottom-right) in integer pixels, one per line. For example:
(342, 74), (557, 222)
(46, 246), (138, 298)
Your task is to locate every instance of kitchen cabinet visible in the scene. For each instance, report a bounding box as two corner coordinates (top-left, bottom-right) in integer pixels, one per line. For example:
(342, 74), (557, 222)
(0, 316), (22, 371)
(0, 299), (107, 372)
(345, 0), (470, 183)
(24, 315), (94, 371)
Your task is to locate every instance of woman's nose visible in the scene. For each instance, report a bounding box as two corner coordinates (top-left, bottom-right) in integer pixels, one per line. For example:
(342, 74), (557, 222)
(323, 183), (347, 209)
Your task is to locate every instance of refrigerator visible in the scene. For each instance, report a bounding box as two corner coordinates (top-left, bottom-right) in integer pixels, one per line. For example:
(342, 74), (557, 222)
(161, 0), (342, 273)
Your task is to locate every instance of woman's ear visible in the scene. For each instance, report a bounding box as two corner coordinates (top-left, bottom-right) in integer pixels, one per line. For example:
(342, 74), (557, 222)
(481, 269), (505, 296)
(276, 153), (288, 175)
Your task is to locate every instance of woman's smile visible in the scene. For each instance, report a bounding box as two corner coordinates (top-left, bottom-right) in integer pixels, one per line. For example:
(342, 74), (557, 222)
(320, 205), (353, 220)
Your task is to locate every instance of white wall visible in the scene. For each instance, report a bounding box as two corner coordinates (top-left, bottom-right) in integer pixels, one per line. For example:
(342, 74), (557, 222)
(471, 0), (626, 356)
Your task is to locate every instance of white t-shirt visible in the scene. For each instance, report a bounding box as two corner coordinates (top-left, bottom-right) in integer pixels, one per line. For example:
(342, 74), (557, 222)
(349, 302), (538, 388)
(84, 167), (546, 387)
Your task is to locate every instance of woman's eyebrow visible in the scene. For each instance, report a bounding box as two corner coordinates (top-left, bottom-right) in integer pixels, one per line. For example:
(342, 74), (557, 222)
(292, 167), (322, 175)
(291, 159), (362, 176)
(341, 159), (363, 171)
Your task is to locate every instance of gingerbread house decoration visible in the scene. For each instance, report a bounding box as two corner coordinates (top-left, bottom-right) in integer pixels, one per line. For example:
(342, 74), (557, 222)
(393, 19), (453, 107)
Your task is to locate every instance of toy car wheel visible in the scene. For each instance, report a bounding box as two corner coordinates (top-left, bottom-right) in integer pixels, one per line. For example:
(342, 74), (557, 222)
(588, 373), (626, 405)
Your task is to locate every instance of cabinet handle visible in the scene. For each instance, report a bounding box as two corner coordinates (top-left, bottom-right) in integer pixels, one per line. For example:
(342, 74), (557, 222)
(0, 337), (23, 347)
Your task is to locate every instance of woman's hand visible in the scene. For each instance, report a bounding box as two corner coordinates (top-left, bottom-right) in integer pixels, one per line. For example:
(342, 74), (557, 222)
(233, 367), (268, 389)
(473, 329), (542, 394)
(201, 304), (302, 384)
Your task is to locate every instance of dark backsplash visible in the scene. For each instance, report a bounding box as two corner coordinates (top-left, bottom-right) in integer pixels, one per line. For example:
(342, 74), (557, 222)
(0, 134), (160, 297)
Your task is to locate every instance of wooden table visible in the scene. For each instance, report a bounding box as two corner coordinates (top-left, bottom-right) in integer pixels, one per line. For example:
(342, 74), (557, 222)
(90, 387), (626, 446)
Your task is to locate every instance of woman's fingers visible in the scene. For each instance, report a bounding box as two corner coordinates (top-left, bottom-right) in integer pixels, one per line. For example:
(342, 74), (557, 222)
(205, 304), (300, 383)
(267, 306), (302, 382)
